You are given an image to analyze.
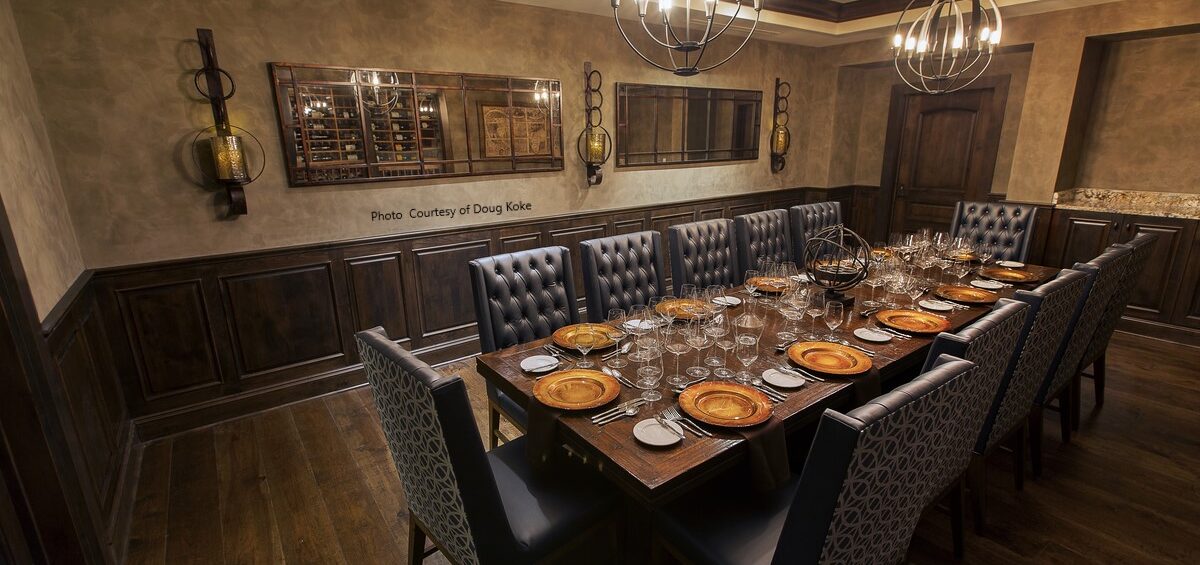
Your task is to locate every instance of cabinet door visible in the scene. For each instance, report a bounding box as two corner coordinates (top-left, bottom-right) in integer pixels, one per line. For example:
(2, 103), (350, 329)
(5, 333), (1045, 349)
(1042, 209), (1121, 268)
(1118, 214), (1196, 324)
(1169, 224), (1200, 329)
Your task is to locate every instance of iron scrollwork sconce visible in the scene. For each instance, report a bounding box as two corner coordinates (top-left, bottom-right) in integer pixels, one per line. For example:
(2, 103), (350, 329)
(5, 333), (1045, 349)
(770, 78), (791, 173)
(191, 28), (263, 217)
(575, 62), (612, 186)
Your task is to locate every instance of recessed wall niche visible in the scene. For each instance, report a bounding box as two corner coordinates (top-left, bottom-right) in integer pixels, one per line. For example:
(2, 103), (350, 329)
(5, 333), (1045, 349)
(269, 63), (563, 187)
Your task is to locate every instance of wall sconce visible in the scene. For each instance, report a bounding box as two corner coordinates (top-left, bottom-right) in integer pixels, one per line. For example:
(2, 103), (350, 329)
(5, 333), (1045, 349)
(575, 62), (612, 186)
(770, 78), (791, 173)
(191, 28), (262, 216)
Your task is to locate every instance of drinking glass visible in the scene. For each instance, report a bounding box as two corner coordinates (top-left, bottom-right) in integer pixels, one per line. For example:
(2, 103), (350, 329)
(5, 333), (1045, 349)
(703, 300), (729, 367)
(714, 314), (738, 379)
(605, 308), (629, 368)
(886, 275), (908, 308)
(734, 334), (759, 384)
(976, 243), (996, 267)
(743, 270), (762, 298)
(664, 331), (692, 387)
(805, 296), (825, 340)
(574, 331), (597, 368)
(932, 231), (952, 257)
(652, 294), (678, 334)
(823, 300), (844, 340)
(862, 271), (885, 308)
(634, 335), (664, 402)
(684, 316), (713, 378)
(906, 276), (925, 307)
(626, 305), (654, 349)
(778, 301), (804, 343)
(679, 284), (698, 302)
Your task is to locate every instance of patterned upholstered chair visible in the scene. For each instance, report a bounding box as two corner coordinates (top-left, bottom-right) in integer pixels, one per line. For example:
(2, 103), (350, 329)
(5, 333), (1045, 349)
(966, 269), (1089, 530)
(1077, 232), (1157, 410)
(667, 219), (740, 295)
(579, 231), (669, 322)
(1030, 245), (1131, 476)
(355, 328), (616, 565)
(651, 355), (978, 565)
(468, 246), (579, 447)
(788, 201), (842, 264)
(950, 201), (1040, 262)
(734, 209), (792, 273)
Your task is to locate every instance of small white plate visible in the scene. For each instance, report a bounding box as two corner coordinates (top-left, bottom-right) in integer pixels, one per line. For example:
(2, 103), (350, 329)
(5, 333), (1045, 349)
(520, 355), (560, 374)
(854, 327), (893, 343)
(997, 260), (1025, 269)
(633, 418), (684, 447)
(622, 319), (658, 331)
(713, 296), (742, 307)
(919, 299), (955, 312)
(971, 279), (1006, 290)
(762, 368), (807, 389)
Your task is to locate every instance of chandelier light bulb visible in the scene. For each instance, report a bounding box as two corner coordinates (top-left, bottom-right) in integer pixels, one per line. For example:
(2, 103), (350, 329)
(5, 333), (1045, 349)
(894, 34), (903, 48)
(660, 0), (672, 13)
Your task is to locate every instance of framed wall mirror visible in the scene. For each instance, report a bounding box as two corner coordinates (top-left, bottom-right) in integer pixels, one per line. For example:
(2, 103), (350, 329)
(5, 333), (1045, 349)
(615, 83), (762, 167)
(270, 63), (563, 187)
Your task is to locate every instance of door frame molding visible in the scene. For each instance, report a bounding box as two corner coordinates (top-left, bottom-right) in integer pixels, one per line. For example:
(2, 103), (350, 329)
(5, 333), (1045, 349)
(876, 74), (1012, 237)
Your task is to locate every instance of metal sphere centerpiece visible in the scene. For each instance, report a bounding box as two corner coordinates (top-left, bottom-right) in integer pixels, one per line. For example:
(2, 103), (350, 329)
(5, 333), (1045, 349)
(803, 224), (871, 306)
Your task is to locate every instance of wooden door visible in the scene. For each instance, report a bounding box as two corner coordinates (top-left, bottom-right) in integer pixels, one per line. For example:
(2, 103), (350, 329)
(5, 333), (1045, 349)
(882, 76), (1009, 235)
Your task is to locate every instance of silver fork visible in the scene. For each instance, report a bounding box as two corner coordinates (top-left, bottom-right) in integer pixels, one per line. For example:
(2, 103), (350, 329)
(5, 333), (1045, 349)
(664, 406), (712, 437)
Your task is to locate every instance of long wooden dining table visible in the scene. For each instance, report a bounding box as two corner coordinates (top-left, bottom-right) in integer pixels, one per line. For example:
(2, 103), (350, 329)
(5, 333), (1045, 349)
(475, 265), (1060, 513)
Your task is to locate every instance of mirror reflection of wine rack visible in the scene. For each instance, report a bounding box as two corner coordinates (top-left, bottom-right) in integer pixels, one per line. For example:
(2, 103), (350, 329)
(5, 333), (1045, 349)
(271, 63), (562, 187)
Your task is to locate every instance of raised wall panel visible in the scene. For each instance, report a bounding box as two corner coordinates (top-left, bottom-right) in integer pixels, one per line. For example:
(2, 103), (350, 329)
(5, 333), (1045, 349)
(345, 254), (409, 341)
(699, 206), (725, 220)
(1122, 216), (1194, 323)
(117, 281), (221, 399)
(729, 202), (768, 217)
(1042, 210), (1120, 268)
(411, 237), (492, 338)
(498, 231), (542, 254)
(548, 223), (608, 306)
(54, 324), (120, 513)
(1174, 229), (1200, 329)
(221, 264), (344, 377)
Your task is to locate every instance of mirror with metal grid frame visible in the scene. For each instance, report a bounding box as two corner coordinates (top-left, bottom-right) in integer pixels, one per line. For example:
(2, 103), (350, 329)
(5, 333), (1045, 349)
(615, 83), (762, 167)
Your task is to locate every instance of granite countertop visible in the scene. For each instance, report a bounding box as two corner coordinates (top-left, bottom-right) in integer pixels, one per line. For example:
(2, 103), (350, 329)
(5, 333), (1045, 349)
(1054, 188), (1200, 220)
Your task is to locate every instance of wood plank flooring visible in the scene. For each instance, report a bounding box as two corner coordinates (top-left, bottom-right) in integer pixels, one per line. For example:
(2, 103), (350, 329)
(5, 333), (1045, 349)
(124, 332), (1199, 564)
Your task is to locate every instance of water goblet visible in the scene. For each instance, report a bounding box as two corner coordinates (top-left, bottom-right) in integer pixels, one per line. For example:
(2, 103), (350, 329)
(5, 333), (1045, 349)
(664, 332), (692, 387)
(605, 308), (629, 368)
(734, 334), (759, 384)
(823, 300), (844, 340)
(634, 340), (664, 402)
(684, 317), (713, 378)
(702, 310), (728, 367)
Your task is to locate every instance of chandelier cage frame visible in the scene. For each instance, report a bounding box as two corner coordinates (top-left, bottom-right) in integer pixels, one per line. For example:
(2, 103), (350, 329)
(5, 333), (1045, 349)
(611, 0), (764, 77)
(891, 0), (1003, 94)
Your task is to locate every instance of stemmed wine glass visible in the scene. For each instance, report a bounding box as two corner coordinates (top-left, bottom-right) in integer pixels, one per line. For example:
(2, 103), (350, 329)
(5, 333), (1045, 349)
(664, 331), (692, 387)
(713, 312), (738, 379)
(743, 269), (762, 299)
(823, 300), (844, 340)
(626, 305), (654, 349)
(605, 308), (629, 369)
(652, 294), (678, 334)
(684, 314), (713, 378)
(805, 294), (825, 340)
(703, 291), (729, 368)
(734, 333), (759, 385)
(633, 328), (663, 402)
(573, 331), (598, 369)
(906, 275), (925, 307)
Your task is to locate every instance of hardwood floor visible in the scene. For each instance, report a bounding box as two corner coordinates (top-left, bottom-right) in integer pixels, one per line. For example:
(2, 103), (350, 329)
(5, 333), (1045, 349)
(124, 331), (1199, 564)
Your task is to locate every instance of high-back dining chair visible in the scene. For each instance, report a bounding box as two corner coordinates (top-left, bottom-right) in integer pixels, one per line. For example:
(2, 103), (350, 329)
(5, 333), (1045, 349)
(667, 218), (740, 295)
(734, 209), (792, 273)
(1030, 245), (1131, 476)
(468, 246), (579, 447)
(579, 231), (668, 322)
(1078, 232), (1157, 409)
(651, 355), (978, 565)
(950, 201), (1039, 262)
(356, 328), (615, 565)
(967, 269), (1089, 530)
(788, 201), (842, 264)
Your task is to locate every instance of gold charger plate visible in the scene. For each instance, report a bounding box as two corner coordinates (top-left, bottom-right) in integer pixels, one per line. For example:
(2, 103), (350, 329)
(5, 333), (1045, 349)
(678, 382), (773, 428)
(979, 267), (1040, 283)
(656, 298), (712, 320)
(871, 247), (894, 259)
(934, 284), (1000, 305)
(746, 276), (789, 294)
(787, 341), (873, 376)
(876, 309), (953, 335)
(551, 323), (617, 350)
(947, 251), (979, 262)
(532, 369), (620, 410)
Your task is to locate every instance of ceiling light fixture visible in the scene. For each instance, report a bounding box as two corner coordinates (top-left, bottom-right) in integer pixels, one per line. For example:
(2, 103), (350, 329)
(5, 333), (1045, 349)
(610, 0), (763, 77)
(892, 0), (1002, 94)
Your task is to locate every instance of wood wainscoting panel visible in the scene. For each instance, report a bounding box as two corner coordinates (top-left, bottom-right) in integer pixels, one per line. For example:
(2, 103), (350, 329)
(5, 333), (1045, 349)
(220, 263), (345, 379)
(547, 222), (608, 309)
(409, 235), (493, 340)
(1042, 209), (1121, 268)
(1122, 215), (1195, 324)
(345, 252), (410, 343)
(116, 280), (222, 400)
(496, 229), (542, 255)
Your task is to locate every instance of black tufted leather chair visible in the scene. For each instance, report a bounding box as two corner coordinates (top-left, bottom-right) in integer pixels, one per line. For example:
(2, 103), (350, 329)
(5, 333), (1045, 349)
(1029, 245), (1130, 477)
(734, 209), (793, 273)
(1078, 232), (1157, 410)
(966, 270), (1089, 530)
(579, 231), (668, 322)
(789, 201), (843, 264)
(651, 355), (978, 565)
(667, 219), (740, 295)
(950, 201), (1040, 262)
(468, 246), (579, 447)
(355, 328), (615, 565)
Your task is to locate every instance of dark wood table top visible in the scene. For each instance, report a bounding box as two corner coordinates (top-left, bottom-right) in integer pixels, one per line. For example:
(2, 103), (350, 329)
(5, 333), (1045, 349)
(475, 265), (1059, 505)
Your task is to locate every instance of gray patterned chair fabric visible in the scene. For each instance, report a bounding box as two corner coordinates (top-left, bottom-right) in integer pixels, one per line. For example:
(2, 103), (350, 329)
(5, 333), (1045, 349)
(652, 355), (978, 565)
(667, 219), (740, 295)
(734, 209), (793, 273)
(355, 328), (614, 565)
(789, 201), (843, 264)
(950, 201), (1039, 262)
(468, 246), (580, 445)
(579, 231), (668, 322)
(976, 269), (1089, 454)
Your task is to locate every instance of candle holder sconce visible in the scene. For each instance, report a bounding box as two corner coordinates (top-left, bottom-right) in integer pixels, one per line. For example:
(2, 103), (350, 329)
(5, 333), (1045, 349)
(190, 28), (263, 217)
(770, 78), (791, 173)
(575, 62), (612, 186)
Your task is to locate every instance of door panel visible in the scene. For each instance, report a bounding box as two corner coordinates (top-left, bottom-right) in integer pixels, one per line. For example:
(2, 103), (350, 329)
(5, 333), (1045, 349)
(1120, 215), (1195, 324)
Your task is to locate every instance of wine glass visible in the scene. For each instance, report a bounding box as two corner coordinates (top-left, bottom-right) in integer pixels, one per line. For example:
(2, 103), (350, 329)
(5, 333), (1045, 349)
(743, 269), (762, 298)
(703, 299), (729, 368)
(714, 312), (738, 379)
(823, 300), (844, 340)
(652, 294), (678, 334)
(862, 270), (885, 309)
(932, 231), (952, 258)
(679, 284), (698, 302)
(605, 308), (629, 369)
(574, 330), (598, 369)
(734, 334), (759, 384)
(684, 316), (713, 378)
(976, 243), (996, 267)
(634, 334), (664, 402)
(805, 295), (825, 340)
(664, 331), (692, 387)
(906, 275), (925, 307)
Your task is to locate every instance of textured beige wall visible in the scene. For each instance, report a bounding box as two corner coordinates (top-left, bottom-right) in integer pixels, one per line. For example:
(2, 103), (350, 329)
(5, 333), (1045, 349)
(1077, 32), (1200, 194)
(0, 0), (84, 317)
(11, 0), (819, 269)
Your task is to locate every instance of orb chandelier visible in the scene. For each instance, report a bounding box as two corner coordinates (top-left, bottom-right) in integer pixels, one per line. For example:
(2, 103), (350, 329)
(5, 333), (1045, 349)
(611, 0), (764, 77)
(892, 0), (1002, 94)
